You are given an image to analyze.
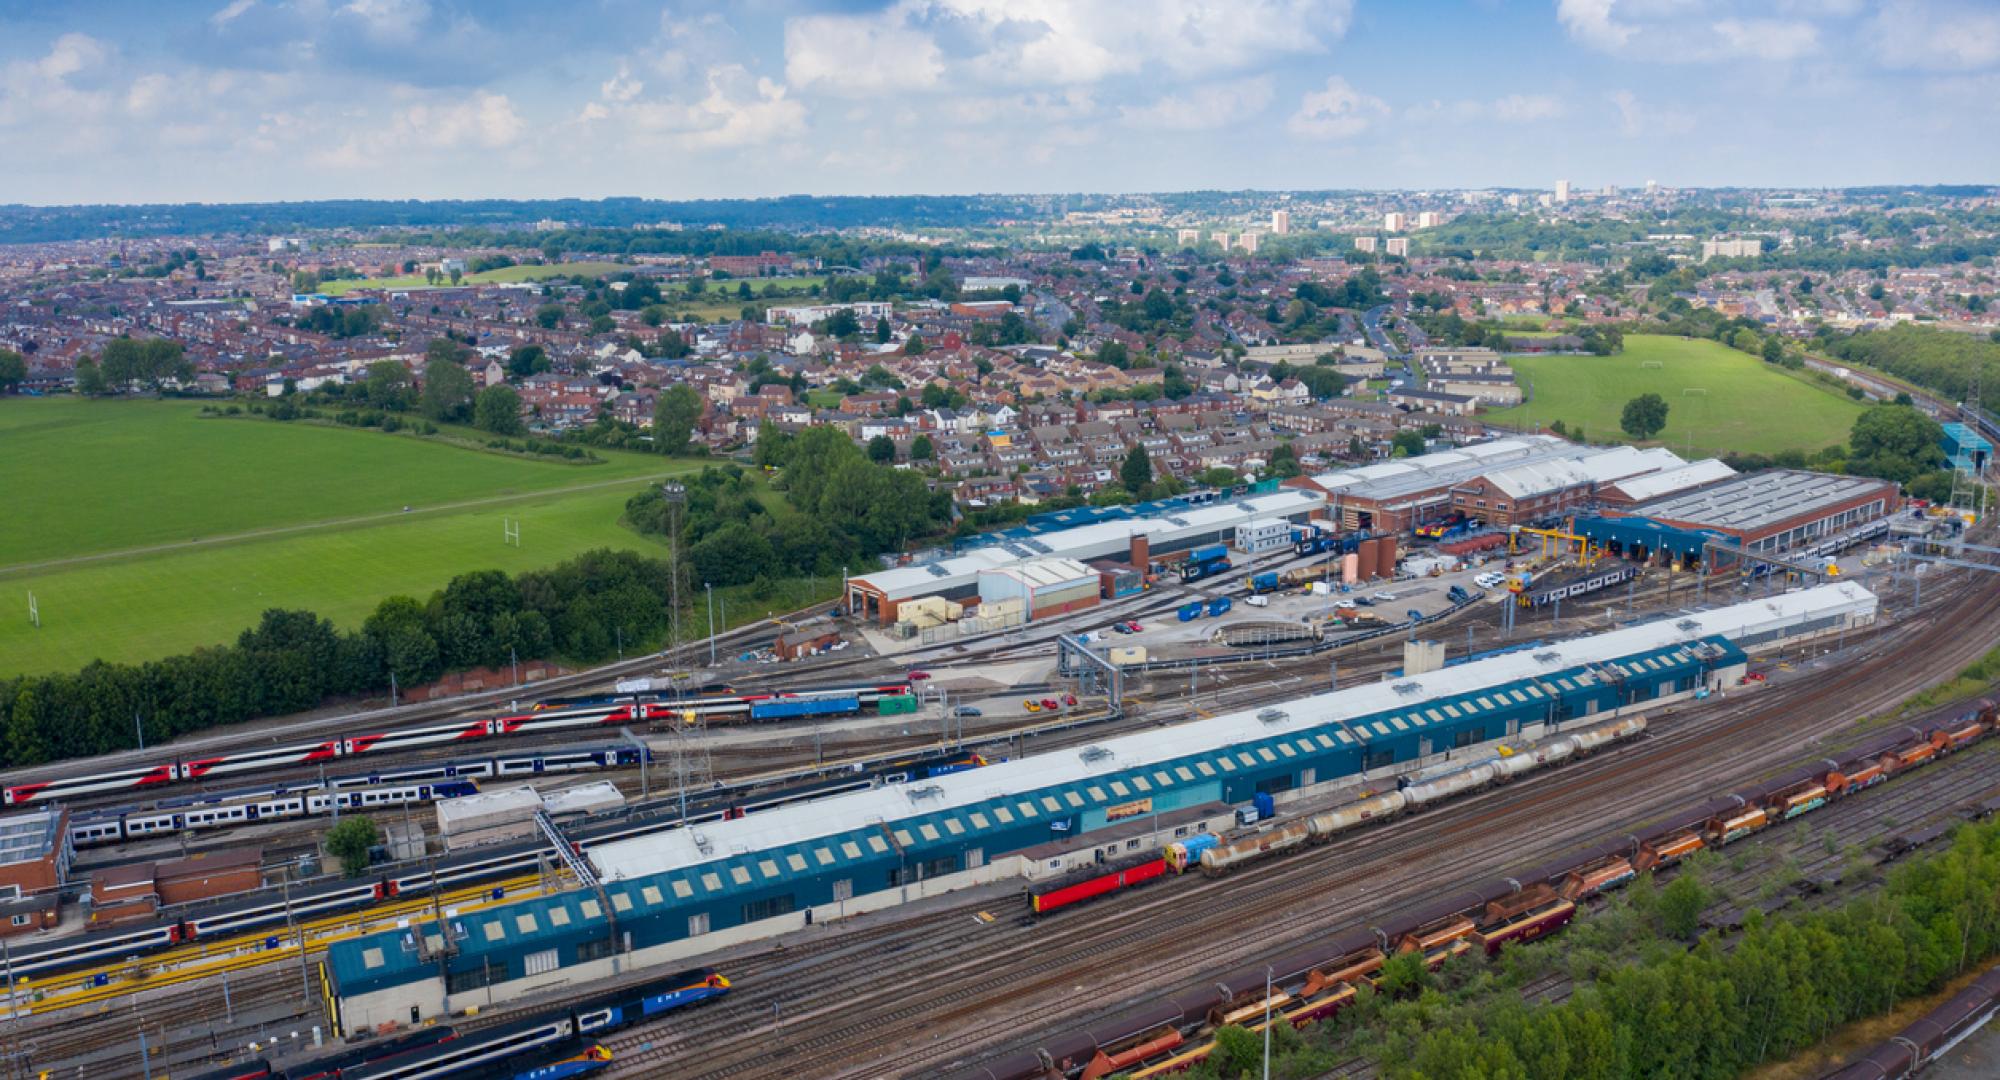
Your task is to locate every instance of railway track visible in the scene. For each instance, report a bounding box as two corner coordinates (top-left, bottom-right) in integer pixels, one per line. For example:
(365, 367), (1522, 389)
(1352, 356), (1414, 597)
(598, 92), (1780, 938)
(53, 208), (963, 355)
(581, 568), (1993, 1077)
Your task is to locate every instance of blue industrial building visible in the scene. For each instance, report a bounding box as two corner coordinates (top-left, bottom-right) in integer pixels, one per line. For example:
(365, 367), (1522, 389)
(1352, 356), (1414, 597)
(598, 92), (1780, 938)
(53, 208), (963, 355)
(1943, 422), (1992, 474)
(327, 585), (1876, 1029)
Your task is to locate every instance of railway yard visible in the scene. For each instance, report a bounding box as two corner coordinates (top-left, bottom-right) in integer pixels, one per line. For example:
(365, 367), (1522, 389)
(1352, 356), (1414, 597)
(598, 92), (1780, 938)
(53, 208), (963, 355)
(0, 499), (1994, 1080)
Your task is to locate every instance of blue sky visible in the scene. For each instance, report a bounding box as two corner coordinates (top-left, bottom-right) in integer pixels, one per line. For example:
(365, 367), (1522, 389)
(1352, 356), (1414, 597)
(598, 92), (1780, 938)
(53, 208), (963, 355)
(0, 0), (1995, 204)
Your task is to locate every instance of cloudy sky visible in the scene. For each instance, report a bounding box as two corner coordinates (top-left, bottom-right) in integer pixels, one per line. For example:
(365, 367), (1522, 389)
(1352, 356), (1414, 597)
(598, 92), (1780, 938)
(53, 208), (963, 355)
(1, 0), (1996, 204)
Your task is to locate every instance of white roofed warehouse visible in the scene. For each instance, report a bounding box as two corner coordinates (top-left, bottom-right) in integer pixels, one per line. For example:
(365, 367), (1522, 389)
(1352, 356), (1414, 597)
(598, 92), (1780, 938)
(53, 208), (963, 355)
(843, 489), (1322, 624)
(324, 585), (1878, 1028)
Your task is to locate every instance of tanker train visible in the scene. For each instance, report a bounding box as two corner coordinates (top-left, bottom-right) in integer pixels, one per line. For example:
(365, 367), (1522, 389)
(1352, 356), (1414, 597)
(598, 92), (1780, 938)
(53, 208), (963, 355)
(968, 699), (1998, 1080)
(3, 681), (911, 807)
(1027, 715), (1649, 917)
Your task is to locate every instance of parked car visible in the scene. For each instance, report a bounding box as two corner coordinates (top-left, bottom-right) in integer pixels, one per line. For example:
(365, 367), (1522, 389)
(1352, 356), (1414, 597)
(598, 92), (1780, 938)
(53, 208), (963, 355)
(1111, 623), (1133, 634)
(1125, 621), (1143, 632)
(1041, 698), (1060, 711)
(1022, 699), (1042, 712)
(1063, 694), (1078, 707)
(953, 706), (983, 717)
(907, 670), (931, 681)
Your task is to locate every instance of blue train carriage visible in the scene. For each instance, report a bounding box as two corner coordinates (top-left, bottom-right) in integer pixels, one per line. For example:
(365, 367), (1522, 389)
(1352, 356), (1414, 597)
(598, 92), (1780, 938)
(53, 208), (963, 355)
(515, 1045), (613, 1080)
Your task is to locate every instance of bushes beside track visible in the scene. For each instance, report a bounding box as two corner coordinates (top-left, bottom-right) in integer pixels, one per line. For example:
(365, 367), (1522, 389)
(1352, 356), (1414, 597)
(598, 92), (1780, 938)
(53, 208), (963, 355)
(0, 549), (679, 770)
(1232, 817), (2000, 1080)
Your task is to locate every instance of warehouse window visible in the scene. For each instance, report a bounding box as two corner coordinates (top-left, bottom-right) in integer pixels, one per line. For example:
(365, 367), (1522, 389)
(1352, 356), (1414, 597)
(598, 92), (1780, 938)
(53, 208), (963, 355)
(577, 937), (615, 963)
(1454, 728), (1479, 749)
(524, 948), (559, 977)
(1364, 747), (1396, 771)
(920, 855), (957, 878)
(446, 964), (496, 995)
(742, 895), (797, 923)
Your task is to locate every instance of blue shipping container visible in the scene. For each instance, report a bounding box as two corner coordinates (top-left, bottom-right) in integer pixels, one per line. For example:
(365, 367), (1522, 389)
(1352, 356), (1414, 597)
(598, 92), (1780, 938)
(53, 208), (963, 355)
(1189, 544), (1228, 565)
(1178, 601), (1206, 622)
(750, 695), (860, 720)
(1207, 596), (1232, 616)
(1253, 792), (1276, 820)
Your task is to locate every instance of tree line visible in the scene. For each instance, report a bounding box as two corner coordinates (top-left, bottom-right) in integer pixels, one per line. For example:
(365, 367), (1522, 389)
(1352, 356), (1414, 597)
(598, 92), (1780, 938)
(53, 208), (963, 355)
(624, 444), (949, 591)
(1375, 816), (2000, 1080)
(0, 549), (682, 771)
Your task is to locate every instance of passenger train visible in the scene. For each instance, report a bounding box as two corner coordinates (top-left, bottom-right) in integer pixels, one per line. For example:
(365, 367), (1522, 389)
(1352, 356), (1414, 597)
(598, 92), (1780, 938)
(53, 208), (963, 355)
(3, 681), (910, 807)
(1, 749), (985, 982)
(66, 745), (649, 849)
(192, 968), (727, 1080)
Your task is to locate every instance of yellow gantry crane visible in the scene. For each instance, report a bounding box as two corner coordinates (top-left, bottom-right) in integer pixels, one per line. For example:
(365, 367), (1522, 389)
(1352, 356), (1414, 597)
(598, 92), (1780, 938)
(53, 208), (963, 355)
(1506, 518), (1601, 567)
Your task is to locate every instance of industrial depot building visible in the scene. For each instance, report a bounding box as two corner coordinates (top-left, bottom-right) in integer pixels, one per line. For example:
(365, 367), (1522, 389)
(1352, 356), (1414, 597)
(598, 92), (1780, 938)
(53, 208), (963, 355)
(1577, 469), (1901, 565)
(327, 584), (1877, 1030)
(1282, 435), (1728, 533)
(843, 488), (1323, 624)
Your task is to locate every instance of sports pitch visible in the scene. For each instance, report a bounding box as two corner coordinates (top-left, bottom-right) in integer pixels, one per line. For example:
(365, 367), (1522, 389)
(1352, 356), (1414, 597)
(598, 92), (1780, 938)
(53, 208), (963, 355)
(1483, 335), (1865, 456)
(0, 399), (692, 674)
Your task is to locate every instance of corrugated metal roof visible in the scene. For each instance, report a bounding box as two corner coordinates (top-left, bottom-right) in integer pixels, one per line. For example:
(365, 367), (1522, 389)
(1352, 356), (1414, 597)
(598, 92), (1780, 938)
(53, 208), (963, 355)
(590, 585), (1869, 884)
(852, 489), (1322, 600)
(1609, 458), (1737, 502)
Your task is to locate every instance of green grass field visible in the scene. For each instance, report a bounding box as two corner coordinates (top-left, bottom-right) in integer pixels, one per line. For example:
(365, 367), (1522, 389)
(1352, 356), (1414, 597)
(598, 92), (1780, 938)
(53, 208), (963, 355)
(0, 399), (709, 674)
(321, 261), (631, 295)
(1484, 335), (1866, 456)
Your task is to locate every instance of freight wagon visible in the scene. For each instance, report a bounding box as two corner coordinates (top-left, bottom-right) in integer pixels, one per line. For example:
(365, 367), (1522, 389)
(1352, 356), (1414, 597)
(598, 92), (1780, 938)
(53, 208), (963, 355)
(1028, 854), (1169, 915)
(745, 695), (863, 721)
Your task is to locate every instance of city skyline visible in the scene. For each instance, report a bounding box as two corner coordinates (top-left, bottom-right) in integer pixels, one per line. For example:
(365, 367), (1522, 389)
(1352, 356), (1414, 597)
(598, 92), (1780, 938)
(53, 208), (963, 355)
(0, 0), (1996, 205)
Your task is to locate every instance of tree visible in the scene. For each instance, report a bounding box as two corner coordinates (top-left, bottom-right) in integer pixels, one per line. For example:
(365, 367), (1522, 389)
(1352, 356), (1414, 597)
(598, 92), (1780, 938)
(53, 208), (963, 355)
(652, 384), (704, 455)
(874, 317), (892, 344)
(534, 304), (565, 329)
(507, 344), (550, 379)
(1659, 871), (1708, 940)
(363, 360), (414, 411)
(1097, 341), (1130, 369)
(73, 357), (107, 396)
(1848, 404), (1946, 484)
(420, 357), (475, 423)
(475, 384), (526, 436)
(1621, 393), (1670, 439)
(325, 816), (382, 878)
(0, 349), (27, 393)
(1761, 337), (1785, 364)
(1266, 441), (1301, 479)
(1120, 445), (1153, 494)
(910, 434), (934, 461)
(902, 334), (926, 356)
(1392, 429), (1427, 457)
(868, 434), (897, 463)
(3, 685), (47, 768)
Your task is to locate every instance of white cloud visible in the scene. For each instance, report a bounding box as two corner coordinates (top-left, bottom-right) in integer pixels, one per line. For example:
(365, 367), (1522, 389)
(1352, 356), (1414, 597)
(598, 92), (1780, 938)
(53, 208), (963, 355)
(785, 13), (945, 95)
(586, 66), (807, 151)
(1609, 88), (1695, 135)
(1490, 93), (1566, 122)
(601, 65), (643, 104)
(1873, 0), (2000, 71)
(338, 0), (432, 44)
(0, 34), (114, 128)
(1712, 18), (1820, 60)
(397, 91), (523, 149)
(1557, 0), (1632, 50)
(318, 89), (523, 168)
(209, 0), (258, 29)
(1119, 76), (1272, 130)
(946, 89), (1097, 125)
(779, 0), (1353, 91)
(1287, 76), (1388, 138)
